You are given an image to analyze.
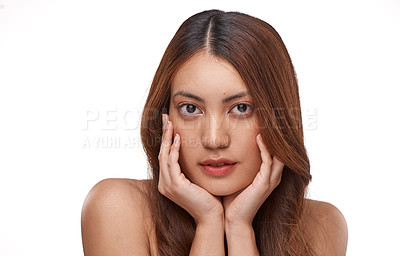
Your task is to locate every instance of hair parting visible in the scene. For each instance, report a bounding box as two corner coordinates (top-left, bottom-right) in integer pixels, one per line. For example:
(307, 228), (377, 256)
(141, 9), (316, 256)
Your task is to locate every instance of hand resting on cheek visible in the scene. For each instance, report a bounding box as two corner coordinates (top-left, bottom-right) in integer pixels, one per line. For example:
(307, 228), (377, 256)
(157, 114), (285, 228)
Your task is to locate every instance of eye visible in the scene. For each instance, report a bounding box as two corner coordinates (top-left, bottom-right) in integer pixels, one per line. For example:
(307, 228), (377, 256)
(177, 104), (202, 116)
(230, 103), (252, 116)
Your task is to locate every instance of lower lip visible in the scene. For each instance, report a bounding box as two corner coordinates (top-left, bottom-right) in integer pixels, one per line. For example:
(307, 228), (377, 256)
(200, 163), (236, 176)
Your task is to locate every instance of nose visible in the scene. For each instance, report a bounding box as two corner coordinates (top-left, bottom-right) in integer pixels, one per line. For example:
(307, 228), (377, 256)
(201, 114), (230, 149)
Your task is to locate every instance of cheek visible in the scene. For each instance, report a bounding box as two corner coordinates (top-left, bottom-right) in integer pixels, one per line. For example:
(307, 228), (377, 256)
(241, 140), (262, 184)
(243, 137), (262, 162)
(232, 126), (262, 169)
(174, 128), (202, 177)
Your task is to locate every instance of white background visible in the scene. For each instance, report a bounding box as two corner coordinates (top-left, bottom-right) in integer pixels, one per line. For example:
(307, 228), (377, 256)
(1, 0), (399, 255)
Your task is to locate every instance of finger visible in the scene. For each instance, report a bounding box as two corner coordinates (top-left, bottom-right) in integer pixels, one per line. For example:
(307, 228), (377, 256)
(159, 115), (173, 183)
(255, 134), (273, 182)
(168, 133), (182, 179)
(160, 116), (173, 152)
(256, 134), (272, 165)
(270, 156), (284, 184)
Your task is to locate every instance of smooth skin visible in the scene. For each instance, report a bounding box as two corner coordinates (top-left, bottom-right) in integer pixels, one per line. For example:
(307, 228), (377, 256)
(81, 120), (348, 255)
(81, 53), (348, 255)
(156, 53), (286, 255)
(169, 54), (264, 197)
(81, 181), (348, 256)
(158, 114), (284, 255)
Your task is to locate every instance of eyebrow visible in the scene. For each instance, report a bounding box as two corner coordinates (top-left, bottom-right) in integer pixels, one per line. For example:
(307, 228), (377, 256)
(173, 91), (249, 103)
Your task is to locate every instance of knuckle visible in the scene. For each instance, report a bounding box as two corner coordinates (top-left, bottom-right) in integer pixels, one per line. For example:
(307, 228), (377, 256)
(160, 141), (167, 149)
(159, 143), (165, 150)
(167, 158), (174, 168)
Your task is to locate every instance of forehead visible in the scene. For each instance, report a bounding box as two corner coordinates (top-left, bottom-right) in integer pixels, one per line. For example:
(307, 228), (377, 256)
(171, 53), (247, 95)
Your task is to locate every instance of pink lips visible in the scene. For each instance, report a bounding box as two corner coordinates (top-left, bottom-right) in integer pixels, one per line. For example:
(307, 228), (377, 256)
(200, 158), (237, 176)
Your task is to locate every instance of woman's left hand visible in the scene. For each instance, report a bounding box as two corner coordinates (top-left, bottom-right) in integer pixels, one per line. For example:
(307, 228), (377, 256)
(222, 134), (285, 228)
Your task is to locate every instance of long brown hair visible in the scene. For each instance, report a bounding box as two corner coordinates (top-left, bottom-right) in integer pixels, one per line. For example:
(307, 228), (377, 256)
(140, 10), (316, 256)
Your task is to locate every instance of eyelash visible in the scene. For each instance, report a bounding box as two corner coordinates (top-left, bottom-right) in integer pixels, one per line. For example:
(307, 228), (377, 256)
(176, 103), (253, 118)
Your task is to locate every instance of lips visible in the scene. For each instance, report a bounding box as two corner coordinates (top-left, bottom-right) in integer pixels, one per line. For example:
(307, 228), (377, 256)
(200, 158), (236, 166)
(200, 158), (237, 176)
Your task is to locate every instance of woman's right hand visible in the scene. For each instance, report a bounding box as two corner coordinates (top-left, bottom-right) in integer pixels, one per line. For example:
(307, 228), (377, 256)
(158, 114), (224, 225)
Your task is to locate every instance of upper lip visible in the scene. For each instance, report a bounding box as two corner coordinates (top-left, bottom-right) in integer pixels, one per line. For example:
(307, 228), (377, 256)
(200, 158), (237, 166)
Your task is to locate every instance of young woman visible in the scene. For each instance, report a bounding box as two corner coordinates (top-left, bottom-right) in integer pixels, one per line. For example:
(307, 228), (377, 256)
(81, 10), (348, 256)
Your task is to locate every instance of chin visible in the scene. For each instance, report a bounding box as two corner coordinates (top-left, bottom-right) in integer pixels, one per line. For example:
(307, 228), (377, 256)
(198, 179), (249, 197)
(208, 189), (234, 197)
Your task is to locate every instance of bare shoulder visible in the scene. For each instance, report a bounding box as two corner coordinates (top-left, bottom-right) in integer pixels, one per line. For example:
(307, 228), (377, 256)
(81, 178), (153, 256)
(303, 199), (348, 256)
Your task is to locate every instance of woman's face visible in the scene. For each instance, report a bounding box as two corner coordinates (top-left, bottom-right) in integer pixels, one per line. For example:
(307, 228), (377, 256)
(169, 53), (262, 196)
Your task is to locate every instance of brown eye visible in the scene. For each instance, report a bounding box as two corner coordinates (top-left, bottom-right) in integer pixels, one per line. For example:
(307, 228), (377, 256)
(177, 104), (202, 116)
(237, 104), (247, 113)
(186, 104), (197, 113)
(230, 103), (252, 116)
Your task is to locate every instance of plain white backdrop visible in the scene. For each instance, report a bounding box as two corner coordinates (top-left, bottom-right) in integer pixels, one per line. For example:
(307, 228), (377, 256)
(0, 0), (399, 255)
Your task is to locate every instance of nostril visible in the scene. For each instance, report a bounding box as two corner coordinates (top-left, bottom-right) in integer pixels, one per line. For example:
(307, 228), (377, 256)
(201, 135), (230, 149)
